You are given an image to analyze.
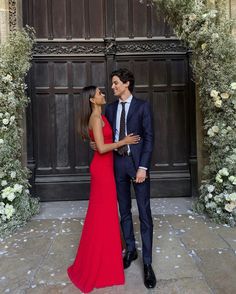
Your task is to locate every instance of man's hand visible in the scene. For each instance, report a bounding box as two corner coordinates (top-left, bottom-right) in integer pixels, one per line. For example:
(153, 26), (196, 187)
(89, 141), (97, 151)
(135, 168), (147, 184)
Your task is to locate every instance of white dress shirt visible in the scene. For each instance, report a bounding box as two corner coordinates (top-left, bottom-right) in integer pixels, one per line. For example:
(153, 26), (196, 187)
(115, 95), (147, 171)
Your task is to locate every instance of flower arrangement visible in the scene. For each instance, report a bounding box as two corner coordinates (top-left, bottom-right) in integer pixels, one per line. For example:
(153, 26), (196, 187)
(0, 27), (40, 237)
(153, 0), (236, 225)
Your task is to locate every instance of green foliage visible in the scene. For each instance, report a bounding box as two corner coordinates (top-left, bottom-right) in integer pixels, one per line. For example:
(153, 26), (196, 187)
(154, 0), (236, 225)
(0, 27), (40, 237)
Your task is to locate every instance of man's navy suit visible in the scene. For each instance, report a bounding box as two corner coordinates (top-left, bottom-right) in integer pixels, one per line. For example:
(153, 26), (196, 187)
(105, 96), (154, 264)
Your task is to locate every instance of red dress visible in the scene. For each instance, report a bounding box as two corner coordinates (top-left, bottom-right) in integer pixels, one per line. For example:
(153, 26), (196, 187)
(67, 115), (125, 293)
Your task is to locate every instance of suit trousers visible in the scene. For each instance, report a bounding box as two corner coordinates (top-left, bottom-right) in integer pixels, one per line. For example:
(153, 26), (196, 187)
(114, 153), (153, 264)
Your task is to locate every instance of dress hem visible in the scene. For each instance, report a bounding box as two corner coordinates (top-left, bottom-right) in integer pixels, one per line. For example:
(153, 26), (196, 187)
(67, 268), (125, 293)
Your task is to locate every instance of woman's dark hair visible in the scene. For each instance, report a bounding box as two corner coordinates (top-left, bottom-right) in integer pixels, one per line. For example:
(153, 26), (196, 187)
(77, 85), (97, 140)
(110, 68), (135, 93)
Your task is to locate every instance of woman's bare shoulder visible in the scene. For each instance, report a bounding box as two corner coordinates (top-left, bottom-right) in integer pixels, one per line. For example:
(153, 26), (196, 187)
(89, 114), (102, 129)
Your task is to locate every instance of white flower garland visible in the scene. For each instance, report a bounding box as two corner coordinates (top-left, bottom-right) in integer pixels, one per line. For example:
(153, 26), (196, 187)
(154, 0), (236, 225)
(0, 28), (39, 237)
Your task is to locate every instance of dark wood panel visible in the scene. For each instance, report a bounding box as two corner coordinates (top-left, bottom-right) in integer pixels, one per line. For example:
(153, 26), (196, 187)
(88, 0), (105, 38)
(133, 0), (147, 37)
(32, 0), (48, 38)
(35, 94), (52, 169)
(170, 90), (189, 165)
(114, 0), (129, 38)
(23, 0), (197, 200)
(55, 94), (70, 168)
(71, 0), (85, 38)
(52, 0), (67, 38)
(152, 91), (169, 168)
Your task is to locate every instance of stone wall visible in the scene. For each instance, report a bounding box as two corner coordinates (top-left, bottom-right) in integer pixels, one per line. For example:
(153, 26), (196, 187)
(231, 0), (236, 36)
(0, 0), (9, 43)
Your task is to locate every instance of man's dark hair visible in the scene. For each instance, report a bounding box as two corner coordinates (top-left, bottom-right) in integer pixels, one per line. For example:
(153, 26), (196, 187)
(111, 68), (135, 93)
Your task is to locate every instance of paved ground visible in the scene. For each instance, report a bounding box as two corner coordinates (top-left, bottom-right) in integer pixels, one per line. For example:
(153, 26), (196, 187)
(0, 198), (236, 294)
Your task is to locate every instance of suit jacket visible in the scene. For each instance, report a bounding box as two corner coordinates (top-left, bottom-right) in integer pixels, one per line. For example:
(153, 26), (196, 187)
(105, 97), (154, 170)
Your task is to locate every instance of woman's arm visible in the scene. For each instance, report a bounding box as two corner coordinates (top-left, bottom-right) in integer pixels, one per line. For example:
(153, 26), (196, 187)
(90, 116), (139, 154)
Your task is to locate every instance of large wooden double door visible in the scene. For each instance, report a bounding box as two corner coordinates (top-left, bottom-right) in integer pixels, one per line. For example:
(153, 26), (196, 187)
(23, 0), (197, 201)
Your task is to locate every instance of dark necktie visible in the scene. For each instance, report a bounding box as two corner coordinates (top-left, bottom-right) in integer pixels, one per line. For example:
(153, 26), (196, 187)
(117, 102), (128, 155)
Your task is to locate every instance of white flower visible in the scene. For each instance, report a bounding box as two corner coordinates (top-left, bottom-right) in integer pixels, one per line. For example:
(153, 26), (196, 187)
(1, 186), (16, 201)
(214, 99), (222, 108)
(225, 202), (236, 213)
(215, 174), (223, 183)
(210, 90), (219, 98)
(209, 10), (218, 18)
(0, 202), (5, 214)
(7, 193), (16, 202)
(201, 43), (207, 50)
(206, 202), (217, 209)
(228, 176), (235, 183)
(208, 126), (219, 137)
(212, 126), (219, 133)
(4, 204), (15, 219)
(214, 194), (223, 203)
(207, 128), (215, 137)
(10, 116), (15, 123)
(189, 13), (197, 21)
(220, 93), (230, 100)
(0, 139), (4, 144)
(2, 118), (9, 125)
(10, 171), (16, 179)
(229, 193), (236, 201)
(219, 168), (229, 177)
(208, 193), (213, 198)
(13, 183), (23, 193)
(230, 82), (236, 90)
(1, 180), (7, 186)
(2, 74), (13, 82)
(212, 33), (219, 39)
(207, 185), (215, 193)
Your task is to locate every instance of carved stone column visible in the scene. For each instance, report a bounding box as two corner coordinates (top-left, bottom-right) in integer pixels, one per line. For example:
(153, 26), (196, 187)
(231, 0), (236, 36)
(0, 0), (9, 43)
(10, 0), (27, 167)
(7, 0), (27, 167)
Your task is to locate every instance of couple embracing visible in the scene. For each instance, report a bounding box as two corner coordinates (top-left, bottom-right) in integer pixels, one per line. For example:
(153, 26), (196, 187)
(67, 68), (156, 293)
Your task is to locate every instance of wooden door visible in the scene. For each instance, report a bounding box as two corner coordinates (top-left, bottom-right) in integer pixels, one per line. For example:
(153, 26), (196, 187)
(23, 0), (197, 201)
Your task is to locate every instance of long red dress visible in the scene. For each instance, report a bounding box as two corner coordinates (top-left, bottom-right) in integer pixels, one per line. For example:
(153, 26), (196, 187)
(67, 115), (125, 293)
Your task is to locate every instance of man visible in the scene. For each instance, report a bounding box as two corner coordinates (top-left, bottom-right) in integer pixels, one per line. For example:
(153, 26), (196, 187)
(105, 68), (156, 289)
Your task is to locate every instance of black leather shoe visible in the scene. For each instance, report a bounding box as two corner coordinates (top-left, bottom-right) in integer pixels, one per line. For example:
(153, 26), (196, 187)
(144, 264), (156, 289)
(123, 249), (138, 269)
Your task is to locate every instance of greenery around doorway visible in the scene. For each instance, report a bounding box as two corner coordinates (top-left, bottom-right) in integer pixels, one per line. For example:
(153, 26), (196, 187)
(154, 0), (236, 225)
(0, 28), (39, 237)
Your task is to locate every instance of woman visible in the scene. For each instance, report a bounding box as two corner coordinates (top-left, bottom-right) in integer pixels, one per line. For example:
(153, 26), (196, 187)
(67, 86), (140, 293)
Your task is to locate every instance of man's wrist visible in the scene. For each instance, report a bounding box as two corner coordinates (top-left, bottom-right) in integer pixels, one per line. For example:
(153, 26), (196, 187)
(138, 166), (147, 171)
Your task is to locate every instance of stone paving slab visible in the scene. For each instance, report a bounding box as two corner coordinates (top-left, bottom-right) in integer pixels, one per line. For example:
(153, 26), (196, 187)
(0, 213), (236, 293)
(196, 249), (236, 294)
(167, 214), (229, 250)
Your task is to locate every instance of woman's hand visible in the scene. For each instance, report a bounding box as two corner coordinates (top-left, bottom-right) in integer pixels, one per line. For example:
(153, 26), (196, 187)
(122, 133), (140, 145)
(89, 141), (97, 151)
